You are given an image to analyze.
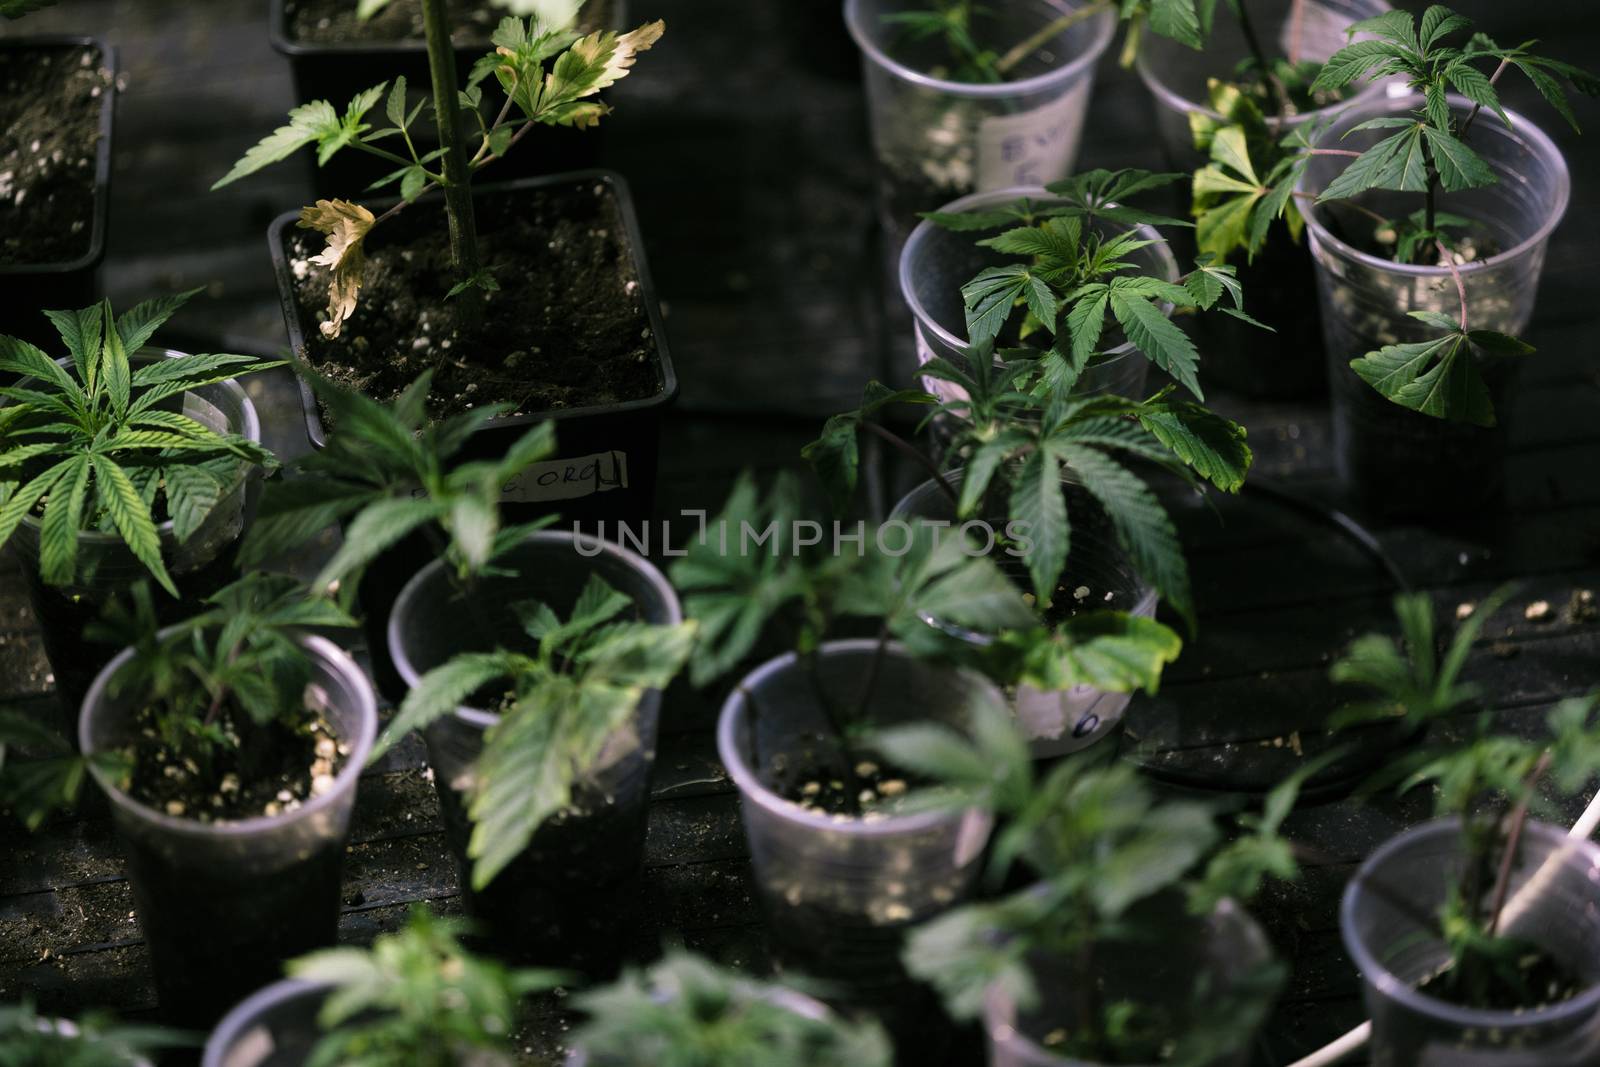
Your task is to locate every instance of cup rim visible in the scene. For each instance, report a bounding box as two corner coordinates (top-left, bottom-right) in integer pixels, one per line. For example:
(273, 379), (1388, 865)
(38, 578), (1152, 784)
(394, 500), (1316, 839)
(1132, 0), (1395, 130)
(202, 977), (330, 1067)
(1339, 816), (1600, 1030)
(716, 638), (998, 838)
(80, 633), (377, 839)
(387, 529), (684, 730)
(844, 0), (1116, 100)
(1297, 93), (1572, 280)
(898, 185), (1178, 358)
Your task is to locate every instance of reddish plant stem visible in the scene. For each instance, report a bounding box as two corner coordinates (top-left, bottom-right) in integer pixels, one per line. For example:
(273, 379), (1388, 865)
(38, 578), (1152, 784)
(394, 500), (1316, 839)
(1486, 751), (1552, 936)
(1436, 240), (1469, 331)
(861, 420), (959, 504)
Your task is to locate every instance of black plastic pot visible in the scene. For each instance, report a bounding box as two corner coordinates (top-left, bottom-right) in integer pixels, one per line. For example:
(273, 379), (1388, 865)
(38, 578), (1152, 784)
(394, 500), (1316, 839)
(268, 0), (606, 197)
(6, 350), (260, 735)
(268, 170), (676, 526)
(204, 978), (330, 1067)
(81, 635), (378, 1028)
(387, 531), (679, 976)
(0, 36), (115, 351)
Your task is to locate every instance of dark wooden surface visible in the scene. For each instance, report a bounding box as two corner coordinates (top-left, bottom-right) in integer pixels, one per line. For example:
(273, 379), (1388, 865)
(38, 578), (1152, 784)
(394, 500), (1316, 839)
(3, 0), (1600, 1063)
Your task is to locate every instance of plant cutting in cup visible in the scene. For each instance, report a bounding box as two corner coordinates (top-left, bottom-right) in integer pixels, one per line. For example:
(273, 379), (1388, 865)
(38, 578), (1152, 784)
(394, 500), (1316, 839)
(568, 952), (895, 1066)
(1330, 590), (1600, 1061)
(283, 905), (566, 1067)
(79, 572), (376, 1025)
(878, 697), (1318, 1065)
(1288, 6), (1596, 426)
(214, 0), (661, 401)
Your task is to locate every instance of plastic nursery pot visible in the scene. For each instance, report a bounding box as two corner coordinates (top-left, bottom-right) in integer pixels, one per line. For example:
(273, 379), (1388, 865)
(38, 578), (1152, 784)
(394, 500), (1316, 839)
(1299, 95), (1570, 520)
(267, 0), (619, 197)
(6, 348), (261, 734)
(985, 897), (1273, 1066)
(845, 0), (1115, 243)
(892, 469), (1155, 758)
(203, 979), (331, 1067)
(1342, 818), (1600, 1066)
(717, 642), (997, 1031)
(0, 36), (115, 352)
(80, 635), (376, 1029)
(269, 170), (676, 528)
(900, 185), (1177, 404)
(388, 530), (679, 975)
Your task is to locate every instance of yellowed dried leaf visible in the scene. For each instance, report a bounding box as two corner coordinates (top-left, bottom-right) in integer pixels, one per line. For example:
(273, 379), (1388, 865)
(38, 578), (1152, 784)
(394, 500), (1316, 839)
(297, 199), (376, 340)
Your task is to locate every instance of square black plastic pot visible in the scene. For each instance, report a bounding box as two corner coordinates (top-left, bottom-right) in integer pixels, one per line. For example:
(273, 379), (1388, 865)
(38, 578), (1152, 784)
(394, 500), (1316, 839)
(0, 36), (114, 351)
(268, 169), (677, 523)
(267, 0), (601, 197)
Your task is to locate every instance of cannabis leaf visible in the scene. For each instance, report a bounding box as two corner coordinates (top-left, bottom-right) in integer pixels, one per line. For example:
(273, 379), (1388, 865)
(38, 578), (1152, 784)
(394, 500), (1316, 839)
(298, 199), (377, 340)
(240, 369), (557, 591)
(1348, 312), (1534, 427)
(991, 612), (1183, 695)
(374, 573), (695, 890)
(293, 906), (565, 1067)
(1189, 83), (1311, 262)
(212, 98), (354, 189)
(0, 1000), (188, 1066)
(1310, 7), (1597, 205)
(0, 297), (280, 595)
(572, 952), (893, 1067)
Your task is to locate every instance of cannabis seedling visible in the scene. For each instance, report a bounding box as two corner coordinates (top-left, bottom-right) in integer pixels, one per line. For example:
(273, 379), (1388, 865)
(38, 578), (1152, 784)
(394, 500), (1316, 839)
(239, 368), (557, 592)
(806, 345), (1251, 631)
(89, 573), (357, 794)
(923, 168), (1269, 402)
(0, 0), (57, 17)
(288, 905), (565, 1067)
(216, 0), (662, 337)
(570, 951), (894, 1067)
(879, 699), (1307, 1064)
(373, 569), (695, 889)
(0, 999), (189, 1065)
(1332, 591), (1600, 1009)
(1299, 5), (1599, 424)
(0, 295), (279, 595)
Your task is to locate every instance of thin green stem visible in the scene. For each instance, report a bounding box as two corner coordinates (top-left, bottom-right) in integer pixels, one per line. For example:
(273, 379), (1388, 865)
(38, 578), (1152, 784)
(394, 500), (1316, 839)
(420, 0), (484, 326)
(860, 419), (959, 504)
(994, 0), (1111, 77)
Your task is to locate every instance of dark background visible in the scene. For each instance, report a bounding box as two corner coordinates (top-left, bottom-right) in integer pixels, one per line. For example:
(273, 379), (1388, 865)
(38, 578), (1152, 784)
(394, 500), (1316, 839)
(2, 0), (1599, 1062)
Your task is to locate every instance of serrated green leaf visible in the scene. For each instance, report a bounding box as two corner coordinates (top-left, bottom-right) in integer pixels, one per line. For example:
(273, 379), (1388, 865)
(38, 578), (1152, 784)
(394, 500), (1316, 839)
(37, 455), (90, 586)
(1137, 402), (1252, 492)
(1010, 450), (1068, 601)
(90, 454), (175, 596)
(1420, 125), (1496, 192)
(213, 100), (342, 188)
(1107, 288), (1203, 400)
(1318, 125), (1429, 202)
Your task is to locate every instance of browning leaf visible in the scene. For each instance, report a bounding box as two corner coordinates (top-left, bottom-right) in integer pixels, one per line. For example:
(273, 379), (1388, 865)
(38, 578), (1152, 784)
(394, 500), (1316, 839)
(297, 199), (376, 340)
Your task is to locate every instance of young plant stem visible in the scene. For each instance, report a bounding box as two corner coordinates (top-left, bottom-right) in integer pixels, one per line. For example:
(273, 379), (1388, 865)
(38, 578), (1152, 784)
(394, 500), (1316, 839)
(1486, 752), (1552, 936)
(420, 0), (484, 328)
(1457, 58), (1511, 141)
(861, 420), (959, 505)
(1436, 240), (1468, 330)
(800, 647), (864, 814)
(994, 0), (1110, 77)
(1234, 0), (1293, 118)
(852, 622), (892, 724)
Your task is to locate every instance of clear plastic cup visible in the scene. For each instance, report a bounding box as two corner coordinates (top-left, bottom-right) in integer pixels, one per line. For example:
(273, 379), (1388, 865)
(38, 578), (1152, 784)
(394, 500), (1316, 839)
(718, 641), (997, 982)
(80, 634), (376, 1028)
(1135, 0), (1394, 173)
(1341, 819), (1600, 1066)
(891, 469), (1156, 757)
(203, 978), (330, 1067)
(899, 186), (1178, 404)
(387, 530), (680, 975)
(985, 898), (1273, 1066)
(9, 348), (261, 730)
(1298, 95), (1570, 518)
(846, 0), (1115, 243)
